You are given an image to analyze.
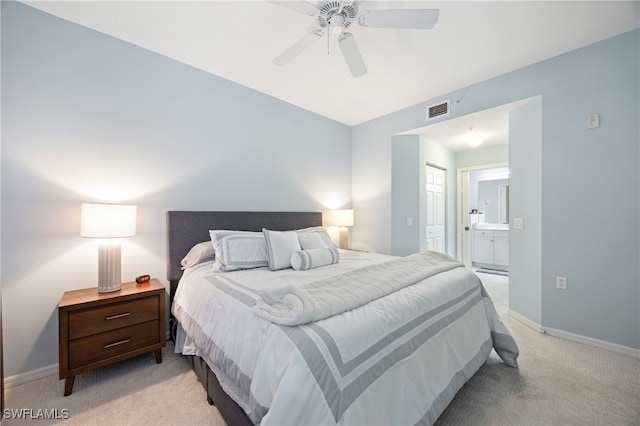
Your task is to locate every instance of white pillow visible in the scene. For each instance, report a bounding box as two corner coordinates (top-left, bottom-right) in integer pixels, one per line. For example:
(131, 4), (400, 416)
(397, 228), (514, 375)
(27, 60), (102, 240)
(180, 241), (215, 269)
(290, 248), (340, 271)
(296, 226), (336, 248)
(209, 230), (268, 272)
(263, 229), (301, 271)
(297, 232), (327, 250)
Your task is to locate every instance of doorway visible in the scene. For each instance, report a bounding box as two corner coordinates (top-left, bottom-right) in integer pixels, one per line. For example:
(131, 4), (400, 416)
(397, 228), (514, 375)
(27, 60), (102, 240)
(392, 96), (542, 329)
(457, 163), (508, 265)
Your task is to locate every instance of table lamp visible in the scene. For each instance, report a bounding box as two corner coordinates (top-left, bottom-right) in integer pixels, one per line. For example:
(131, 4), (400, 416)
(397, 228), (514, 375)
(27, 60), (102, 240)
(323, 209), (354, 249)
(80, 203), (137, 293)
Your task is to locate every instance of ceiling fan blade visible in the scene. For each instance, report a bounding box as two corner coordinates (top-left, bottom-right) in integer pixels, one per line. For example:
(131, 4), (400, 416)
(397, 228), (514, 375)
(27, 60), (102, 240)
(273, 30), (323, 66)
(358, 9), (440, 29)
(338, 32), (367, 78)
(267, 1), (319, 16)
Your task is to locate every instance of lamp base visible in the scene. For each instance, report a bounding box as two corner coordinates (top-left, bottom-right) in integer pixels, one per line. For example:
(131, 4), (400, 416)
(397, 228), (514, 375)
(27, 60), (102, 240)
(97, 241), (122, 293)
(339, 227), (350, 250)
(98, 284), (121, 294)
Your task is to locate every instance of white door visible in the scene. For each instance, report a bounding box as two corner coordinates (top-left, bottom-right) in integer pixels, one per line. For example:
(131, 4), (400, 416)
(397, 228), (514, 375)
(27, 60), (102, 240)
(426, 165), (446, 252)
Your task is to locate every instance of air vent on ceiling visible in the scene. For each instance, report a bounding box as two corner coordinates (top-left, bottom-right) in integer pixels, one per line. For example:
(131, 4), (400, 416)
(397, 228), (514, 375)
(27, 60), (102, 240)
(426, 100), (450, 120)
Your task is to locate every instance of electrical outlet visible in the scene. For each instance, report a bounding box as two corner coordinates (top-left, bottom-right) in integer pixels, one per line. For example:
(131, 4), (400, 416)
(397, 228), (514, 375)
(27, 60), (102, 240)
(556, 276), (568, 290)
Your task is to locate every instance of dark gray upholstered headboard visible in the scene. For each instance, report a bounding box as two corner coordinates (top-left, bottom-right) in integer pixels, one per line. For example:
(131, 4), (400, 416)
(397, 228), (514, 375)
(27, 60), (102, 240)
(166, 211), (322, 300)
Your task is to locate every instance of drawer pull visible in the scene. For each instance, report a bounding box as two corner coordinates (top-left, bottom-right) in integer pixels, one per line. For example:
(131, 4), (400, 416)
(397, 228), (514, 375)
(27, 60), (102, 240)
(105, 312), (131, 321)
(104, 339), (131, 349)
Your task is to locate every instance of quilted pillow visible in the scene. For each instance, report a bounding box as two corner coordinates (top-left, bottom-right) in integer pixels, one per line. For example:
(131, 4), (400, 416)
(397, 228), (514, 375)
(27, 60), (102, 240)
(209, 230), (268, 272)
(290, 247), (340, 271)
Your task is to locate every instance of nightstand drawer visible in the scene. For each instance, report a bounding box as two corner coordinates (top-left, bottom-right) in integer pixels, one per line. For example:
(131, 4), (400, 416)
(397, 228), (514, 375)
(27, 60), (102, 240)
(69, 320), (160, 369)
(69, 297), (159, 340)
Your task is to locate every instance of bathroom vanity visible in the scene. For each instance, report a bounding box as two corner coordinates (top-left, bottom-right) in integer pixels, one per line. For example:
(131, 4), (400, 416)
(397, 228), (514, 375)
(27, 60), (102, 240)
(470, 224), (509, 271)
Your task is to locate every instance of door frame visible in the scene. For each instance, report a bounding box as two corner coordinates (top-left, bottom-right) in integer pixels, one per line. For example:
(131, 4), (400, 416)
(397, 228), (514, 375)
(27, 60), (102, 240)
(456, 162), (508, 265)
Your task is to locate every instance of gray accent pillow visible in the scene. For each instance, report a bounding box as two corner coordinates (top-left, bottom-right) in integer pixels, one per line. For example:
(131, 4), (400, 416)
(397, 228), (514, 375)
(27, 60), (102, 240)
(263, 229), (301, 271)
(180, 241), (215, 269)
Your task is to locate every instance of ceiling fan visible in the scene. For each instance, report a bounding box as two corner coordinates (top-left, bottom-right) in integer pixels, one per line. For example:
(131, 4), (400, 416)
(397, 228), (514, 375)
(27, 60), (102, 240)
(269, 0), (439, 78)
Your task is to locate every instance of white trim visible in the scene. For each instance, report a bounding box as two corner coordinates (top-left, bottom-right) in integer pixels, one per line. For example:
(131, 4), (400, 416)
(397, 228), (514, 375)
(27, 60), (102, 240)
(5, 334), (173, 388)
(508, 310), (640, 359)
(5, 334), (174, 388)
(543, 326), (640, 359)
(4, 363), (57, 389)
(508, 309), (543, 333)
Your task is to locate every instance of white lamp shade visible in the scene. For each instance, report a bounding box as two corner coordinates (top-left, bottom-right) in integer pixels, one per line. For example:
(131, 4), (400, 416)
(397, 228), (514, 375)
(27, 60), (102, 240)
(81, 203), (137, 238)
(323, 209), (354, 227)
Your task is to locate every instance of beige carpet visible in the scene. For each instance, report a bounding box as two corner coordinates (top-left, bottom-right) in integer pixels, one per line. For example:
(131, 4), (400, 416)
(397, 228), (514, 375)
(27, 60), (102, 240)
(437, 272), (640, 426)
(4, 345), (223, 426)
(5, 272), (640, 425)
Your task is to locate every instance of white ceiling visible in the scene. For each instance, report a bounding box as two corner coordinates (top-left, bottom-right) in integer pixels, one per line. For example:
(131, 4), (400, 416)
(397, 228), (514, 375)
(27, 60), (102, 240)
(22, 0), (640, 149)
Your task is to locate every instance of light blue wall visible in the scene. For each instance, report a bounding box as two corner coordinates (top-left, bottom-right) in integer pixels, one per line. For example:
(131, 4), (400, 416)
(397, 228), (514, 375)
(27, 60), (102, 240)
(353, 30), (639, 350)
(1, 2), (351, 377)
(390, 135), (456, 257)
(540, 33), (639, 347)
(509, 98), (542, 325)
(391, 135), (421, 256)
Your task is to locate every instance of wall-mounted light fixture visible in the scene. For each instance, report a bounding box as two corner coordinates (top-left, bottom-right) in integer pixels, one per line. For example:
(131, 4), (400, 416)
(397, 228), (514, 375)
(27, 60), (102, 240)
(80, 203), (137, 293)
(323, 209), (354, 249)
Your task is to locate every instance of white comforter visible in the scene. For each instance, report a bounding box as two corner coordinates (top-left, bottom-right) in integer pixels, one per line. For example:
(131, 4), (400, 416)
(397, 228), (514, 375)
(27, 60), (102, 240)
(172, 250), (518, 426)
(254, 251), (465, 326)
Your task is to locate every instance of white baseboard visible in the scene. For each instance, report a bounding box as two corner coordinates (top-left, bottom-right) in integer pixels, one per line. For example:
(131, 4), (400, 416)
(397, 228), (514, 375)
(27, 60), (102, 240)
(5, 341), (175, 389)
(543, 326), (640, 359)
(508, 310), (544, 333)
(508, 310), (640, 359)
(4, 363), (58, 389)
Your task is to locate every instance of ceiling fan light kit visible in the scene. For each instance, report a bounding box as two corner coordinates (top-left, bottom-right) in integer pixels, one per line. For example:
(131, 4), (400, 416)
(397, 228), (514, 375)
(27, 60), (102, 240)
(270, 0), (439, 78)
(330, 14), (346, 34)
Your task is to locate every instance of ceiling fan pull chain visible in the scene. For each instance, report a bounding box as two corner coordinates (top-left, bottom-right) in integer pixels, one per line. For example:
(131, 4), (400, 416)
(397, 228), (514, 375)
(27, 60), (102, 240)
(327, 28), (330, 55)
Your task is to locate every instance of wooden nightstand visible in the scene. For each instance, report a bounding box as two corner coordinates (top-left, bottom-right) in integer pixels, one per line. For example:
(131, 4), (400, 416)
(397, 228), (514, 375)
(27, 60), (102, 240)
(58, 279), (166, 396)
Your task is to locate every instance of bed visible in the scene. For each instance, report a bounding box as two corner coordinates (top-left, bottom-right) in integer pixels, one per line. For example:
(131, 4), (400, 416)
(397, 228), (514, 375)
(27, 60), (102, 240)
(167, 211), (518, 426)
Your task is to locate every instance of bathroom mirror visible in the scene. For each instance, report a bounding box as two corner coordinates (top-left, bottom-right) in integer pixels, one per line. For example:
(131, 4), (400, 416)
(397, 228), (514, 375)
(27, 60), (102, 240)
(478, 179), (509, 224)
